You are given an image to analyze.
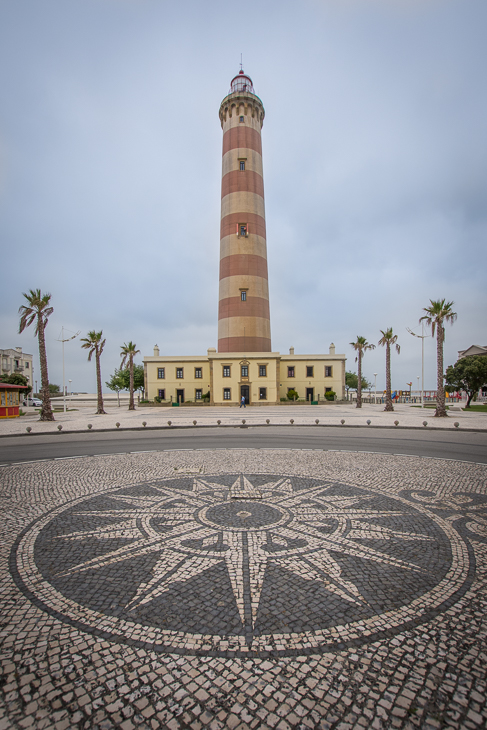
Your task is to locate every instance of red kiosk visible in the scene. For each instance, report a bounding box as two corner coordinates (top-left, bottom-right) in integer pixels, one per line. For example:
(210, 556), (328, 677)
(0, 383), (28, 418)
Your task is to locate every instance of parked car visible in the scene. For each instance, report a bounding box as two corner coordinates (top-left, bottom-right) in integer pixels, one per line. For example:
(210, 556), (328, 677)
(23, 397), (42, 407)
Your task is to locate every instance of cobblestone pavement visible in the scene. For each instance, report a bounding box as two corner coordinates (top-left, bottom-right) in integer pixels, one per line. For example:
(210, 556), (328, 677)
(1, 449), (487, 729)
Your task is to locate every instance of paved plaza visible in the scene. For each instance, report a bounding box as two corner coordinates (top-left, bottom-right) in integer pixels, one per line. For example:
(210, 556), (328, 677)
(1, 445), (487, 729)
(3, 401), (487, 435)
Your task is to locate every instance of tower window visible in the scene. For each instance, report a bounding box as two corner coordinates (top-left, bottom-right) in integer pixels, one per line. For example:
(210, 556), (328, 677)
(240, 160), (245, 171)
(239, 116), (244, 122)
(241, 291), (247, 301)
(240, 225), (247, 237)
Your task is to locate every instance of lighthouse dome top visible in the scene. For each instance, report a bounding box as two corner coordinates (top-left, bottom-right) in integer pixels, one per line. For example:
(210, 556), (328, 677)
(230, 70), (254, 94)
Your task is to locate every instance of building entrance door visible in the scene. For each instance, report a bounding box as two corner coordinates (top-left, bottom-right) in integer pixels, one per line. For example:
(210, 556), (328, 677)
(176, 389), (184, 404)
(240, 385), (250, 405)
(306, 388), (314, 402)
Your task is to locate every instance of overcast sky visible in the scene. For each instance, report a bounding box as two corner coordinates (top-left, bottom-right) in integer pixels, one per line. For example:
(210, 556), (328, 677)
(1, 0), (486, 394)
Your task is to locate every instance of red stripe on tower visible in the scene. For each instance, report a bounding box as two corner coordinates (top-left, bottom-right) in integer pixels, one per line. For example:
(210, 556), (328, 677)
(218, 70), (271, 353)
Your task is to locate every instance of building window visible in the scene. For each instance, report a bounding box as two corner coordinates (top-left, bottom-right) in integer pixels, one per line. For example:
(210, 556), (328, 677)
(157, 368), (165, 379)
(306, 366), (314, 377)
(240, 224), (247, 237)
(15, 360), (19, 368)
(259, 387), (267, 400)
(223, 388), (231, 400)
(259, 365), (267, 377)
(195, 367), (202, 378)
(158, 389), (165, 399)
(240, 160), (245, 170)
(325, 387), (332, 393)
(176, 368), (184, 379)
(241, 365), (248, 377)
(241, 290), (247, 301)
(195, 389), (202, 400)
(325, 366), (332, 377)
(25, 361), (29, 369)
(239, 115), (244, 123)
(223, 365), (231, 377)
(288, 366), (295, 378)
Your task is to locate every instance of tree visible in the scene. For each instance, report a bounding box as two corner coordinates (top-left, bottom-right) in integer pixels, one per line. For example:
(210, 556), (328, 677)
(120, 341), (140, 411)
(81, 330), (106, 414)
(345, 371), (371, 392)
(350, 337), (375, 408)
(0, 372), (32, 397)
(105, 369), (126, 407)
(445, 356), (487, 408)
(118, 364), (144, 394)
(378, 327), (400, 412)
(420, 299), (457, 417)
(18, 289), (55, 421)
(49, 383), (61, 394)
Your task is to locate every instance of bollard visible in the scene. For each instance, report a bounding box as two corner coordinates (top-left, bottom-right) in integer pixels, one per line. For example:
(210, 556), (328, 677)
(116, 422), (120, 428)
(87, 424), (92, 430)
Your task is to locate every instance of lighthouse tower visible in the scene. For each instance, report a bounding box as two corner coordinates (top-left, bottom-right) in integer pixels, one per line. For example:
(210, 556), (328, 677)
(218, 70), (271, 353)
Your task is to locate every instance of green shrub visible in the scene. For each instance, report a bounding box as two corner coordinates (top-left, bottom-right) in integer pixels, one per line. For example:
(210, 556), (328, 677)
(154, 396), (161, 403)
(325, 390), (336, 401)
(287, 389), (299, 401)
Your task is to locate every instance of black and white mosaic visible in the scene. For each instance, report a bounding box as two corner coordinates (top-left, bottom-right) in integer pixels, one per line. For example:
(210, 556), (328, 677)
(12, 472), (472, 658)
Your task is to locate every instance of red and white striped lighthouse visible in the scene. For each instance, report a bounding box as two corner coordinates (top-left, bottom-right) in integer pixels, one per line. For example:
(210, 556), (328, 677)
(218, 70), (271, 353)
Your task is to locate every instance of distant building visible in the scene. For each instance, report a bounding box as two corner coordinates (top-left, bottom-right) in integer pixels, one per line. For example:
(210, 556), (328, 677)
(457, 345), (487, 359)
(1, 347), (33, 389)
(144, 70), (346, 405)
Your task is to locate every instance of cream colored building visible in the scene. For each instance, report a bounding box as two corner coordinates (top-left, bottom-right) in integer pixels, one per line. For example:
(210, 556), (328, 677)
(1, 347), (34, 389)
(144, 344), (345, 405)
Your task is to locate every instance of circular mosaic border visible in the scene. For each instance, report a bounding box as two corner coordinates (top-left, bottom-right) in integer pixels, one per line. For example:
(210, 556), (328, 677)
(11, 472), (473, 657)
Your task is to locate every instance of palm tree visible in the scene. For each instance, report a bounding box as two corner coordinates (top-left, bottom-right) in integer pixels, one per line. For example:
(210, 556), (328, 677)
(378, 328), (400, 412)
(18, 289), (55, 422)
(120, 341), (140, 410)
(350, 336), (375, 408)
(81, 331), (106, 414)
(420, 299), (457, 417)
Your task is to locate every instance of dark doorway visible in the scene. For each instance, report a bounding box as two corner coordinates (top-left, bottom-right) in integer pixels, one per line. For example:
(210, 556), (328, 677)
(177, 389), (184, 404)
(240, 385), (250, 405)
(306, 388), (314, 402)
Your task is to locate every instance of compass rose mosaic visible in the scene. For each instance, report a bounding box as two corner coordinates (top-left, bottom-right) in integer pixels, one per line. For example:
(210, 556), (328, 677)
(13, 473), (471, 657)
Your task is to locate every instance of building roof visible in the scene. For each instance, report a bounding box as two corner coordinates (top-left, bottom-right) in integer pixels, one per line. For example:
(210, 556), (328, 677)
(0, 382), (28, 389)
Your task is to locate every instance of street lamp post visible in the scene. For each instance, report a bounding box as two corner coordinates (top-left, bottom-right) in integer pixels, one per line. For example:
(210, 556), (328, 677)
(374, 373), (377, 404)
(57, 327), (80, 413)
(417, 375), (420, 402)
(68, 379), (72, 397)
(407, 322), (428, 409)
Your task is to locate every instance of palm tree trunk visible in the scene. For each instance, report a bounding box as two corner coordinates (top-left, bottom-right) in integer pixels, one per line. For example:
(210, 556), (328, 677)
(128, 357), (135, 410)
(95, 348), (106, 414)
(384, 342), (393, 411)
(37, 314), (55, 421)
(435, 325), (447, 417)
(356, 352), (362, 408)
